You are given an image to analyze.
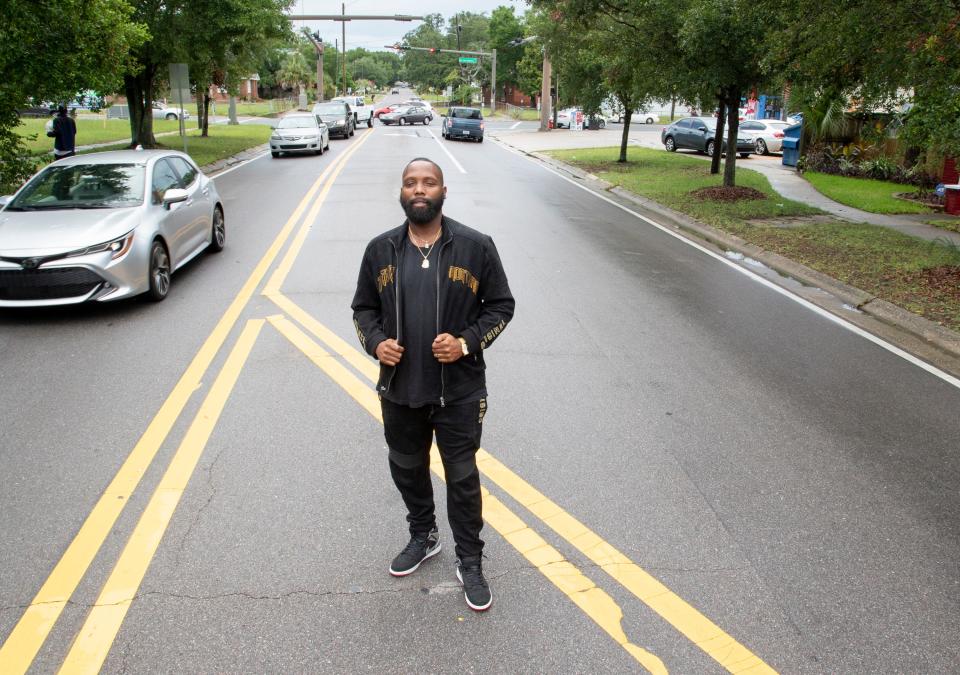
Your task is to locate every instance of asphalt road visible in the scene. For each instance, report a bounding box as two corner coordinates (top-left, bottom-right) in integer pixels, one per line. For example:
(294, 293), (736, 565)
(1, 115), (959, 674)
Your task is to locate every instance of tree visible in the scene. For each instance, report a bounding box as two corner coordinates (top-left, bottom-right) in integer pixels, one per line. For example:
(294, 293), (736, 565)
(487, 6), (525, 100)
(0, 0), (146, 187)
(278, 50), (311, 98)
(184, 0), (290, 136)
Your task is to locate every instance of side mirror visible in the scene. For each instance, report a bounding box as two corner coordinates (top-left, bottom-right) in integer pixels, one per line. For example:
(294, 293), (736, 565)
(162, 187), (188, 209)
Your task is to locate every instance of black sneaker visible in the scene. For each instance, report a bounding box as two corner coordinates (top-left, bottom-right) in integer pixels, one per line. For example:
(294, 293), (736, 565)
(389, 527), (441, 577)
(456, 556), (492, 611)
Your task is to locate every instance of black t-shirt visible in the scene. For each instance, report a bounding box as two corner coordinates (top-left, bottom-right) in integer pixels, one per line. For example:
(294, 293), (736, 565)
(384, 237), (442, 407)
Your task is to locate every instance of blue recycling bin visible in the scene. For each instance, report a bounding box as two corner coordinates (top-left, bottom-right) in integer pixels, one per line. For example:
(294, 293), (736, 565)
(781, 123), (802, 167)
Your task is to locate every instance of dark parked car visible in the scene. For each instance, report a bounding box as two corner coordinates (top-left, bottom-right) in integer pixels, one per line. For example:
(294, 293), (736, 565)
(660, 116), (754, 158)
(379, 105), (432, 126)
(441, 107), (484, 142)
(311, 101), (355, 138)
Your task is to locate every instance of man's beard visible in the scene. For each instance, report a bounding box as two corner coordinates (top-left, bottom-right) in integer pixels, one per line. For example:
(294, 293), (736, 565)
(400, 194), (444, 225)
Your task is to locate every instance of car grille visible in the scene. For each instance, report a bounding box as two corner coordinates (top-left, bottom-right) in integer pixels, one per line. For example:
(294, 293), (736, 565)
(281, 143), (308, 149)
(0, 267), (104, 300)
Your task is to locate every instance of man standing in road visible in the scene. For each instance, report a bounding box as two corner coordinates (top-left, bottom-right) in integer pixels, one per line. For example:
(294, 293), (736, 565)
(47, 106), (77, 159)
(352, 158), (514, 611)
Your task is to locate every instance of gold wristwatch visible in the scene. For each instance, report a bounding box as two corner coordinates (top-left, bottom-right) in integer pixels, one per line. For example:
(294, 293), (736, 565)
(458, 337), (469, 356)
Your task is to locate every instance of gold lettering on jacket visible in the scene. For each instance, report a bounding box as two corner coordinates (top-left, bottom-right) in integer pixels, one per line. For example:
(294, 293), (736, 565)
(480, 319), (506, 350)
(447, 265), (479, 295)
(377, 265), (396, 293)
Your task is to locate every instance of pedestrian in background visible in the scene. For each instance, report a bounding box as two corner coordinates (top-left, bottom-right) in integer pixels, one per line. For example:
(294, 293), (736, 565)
(352, 157), (514, 611)
(47, 106), (77, 159)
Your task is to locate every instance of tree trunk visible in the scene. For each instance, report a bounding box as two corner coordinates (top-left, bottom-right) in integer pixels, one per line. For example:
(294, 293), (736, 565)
(619, 109), (632, 163)
(202, 92), (211, 137)
(723, 89), (741, 187)
(711, 97), (726, 175)
(124, 66), (157, 148)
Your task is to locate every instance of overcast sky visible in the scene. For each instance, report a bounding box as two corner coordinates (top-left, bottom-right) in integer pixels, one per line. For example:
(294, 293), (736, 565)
(287, 0), (526, 52)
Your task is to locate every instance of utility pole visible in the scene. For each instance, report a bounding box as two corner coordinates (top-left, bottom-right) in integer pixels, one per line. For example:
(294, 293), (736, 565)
(288, 12), (425, 98)
(540, 49), (551, 132)
(303, 30), (325, 102)
(341, 3), (347, 95)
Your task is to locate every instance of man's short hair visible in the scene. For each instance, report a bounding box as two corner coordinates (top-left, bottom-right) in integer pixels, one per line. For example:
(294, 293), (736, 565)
(403, 157), (444, 184)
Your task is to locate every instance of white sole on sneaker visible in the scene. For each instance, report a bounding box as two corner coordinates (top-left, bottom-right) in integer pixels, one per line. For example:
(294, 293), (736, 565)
(388, 542), (441, 577)
(456, 567), (493, 611)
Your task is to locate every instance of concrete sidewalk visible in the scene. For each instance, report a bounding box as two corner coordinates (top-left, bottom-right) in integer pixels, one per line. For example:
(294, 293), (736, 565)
(491, 128), (960, 246)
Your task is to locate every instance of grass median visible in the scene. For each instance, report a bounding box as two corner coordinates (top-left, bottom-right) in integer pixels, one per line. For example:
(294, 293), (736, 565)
(547, 146), (960, 332)
(16, 117), (186, 155)
(804, 171), (933, 214)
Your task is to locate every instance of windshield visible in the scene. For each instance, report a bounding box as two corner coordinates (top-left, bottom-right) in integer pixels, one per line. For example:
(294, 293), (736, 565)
(277, 117), (317, 129)
(314, 103), (347, 114)
(451, 108), (482, 119)
(7, 163), (145, 210)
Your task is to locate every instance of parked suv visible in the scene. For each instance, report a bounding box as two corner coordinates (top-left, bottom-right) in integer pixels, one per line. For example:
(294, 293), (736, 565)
(660, 116), (754, 158)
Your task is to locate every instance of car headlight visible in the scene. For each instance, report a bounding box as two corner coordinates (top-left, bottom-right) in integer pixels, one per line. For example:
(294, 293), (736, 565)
(270, 133), (281, 140)
(66, 232), (134, 260)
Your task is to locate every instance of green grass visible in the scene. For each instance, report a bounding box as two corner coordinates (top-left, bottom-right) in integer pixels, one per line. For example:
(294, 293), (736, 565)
(548, 146), (960, 331)
(229, 100), (295, 116)
(805, 171), (932, 214)
(926, 218), (960, 234)
(16, 117), (186, 155)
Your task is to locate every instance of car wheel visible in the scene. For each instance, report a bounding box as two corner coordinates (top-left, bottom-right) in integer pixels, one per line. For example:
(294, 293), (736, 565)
(210, 206), (225, 253)
(739, 152), (751, 159)
(424, 116), (430, 125)
(478, 137), (483, 143)
(618, 116), (624, 124)
(399, 117), (406, 126)
(367, 117), (373, 128)
(664, 136), (676, 152)
(646, 116), (655, 124)
(271, 151), (280, 158)
(147, 240), (171, 301)
(349, 122), (354, 137)
(165, 113), (177, 121)
(706, 140), (716, 157)
(599, 119), (606, 128)
(755, 138), (768, 155)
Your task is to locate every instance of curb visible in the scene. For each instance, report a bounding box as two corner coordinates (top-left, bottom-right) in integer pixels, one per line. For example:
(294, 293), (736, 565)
(200, 143), (269, 176)
(499, 140), (960, 365)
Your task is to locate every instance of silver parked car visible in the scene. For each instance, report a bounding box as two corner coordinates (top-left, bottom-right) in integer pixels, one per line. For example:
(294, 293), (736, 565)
(270, 113), (330, 158)
(0, 150), (224, 306)
(738, 119), (792, 155)
(380, 105), (432, 126)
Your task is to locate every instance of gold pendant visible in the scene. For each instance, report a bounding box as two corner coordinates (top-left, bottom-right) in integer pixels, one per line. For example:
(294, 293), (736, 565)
(421, 259), (430, 269)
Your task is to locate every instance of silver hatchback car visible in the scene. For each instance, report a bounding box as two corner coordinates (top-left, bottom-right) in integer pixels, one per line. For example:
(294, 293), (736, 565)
(0, 150), (224, 306)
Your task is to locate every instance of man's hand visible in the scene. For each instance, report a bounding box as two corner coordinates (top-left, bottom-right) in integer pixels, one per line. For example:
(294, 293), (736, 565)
(375, 338), (405, 365)
(432, 333), (463, 364)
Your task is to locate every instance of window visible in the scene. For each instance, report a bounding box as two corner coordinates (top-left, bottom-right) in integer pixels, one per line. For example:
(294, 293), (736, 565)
(169, 157), (197, 187)
(152, 159), (181, 204)
(676, 119), (692, 128)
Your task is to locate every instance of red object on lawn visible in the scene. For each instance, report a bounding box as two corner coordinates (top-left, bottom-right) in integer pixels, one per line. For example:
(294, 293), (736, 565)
(943, 157), (958, 184)
(945, 186), (960, 215)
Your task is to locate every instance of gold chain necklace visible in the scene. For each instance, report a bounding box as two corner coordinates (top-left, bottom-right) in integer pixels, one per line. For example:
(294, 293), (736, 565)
(409, 227), (441, 269)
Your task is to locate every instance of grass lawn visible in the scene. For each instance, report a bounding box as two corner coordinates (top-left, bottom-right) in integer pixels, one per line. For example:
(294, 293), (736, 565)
(805, 171), (932, 214)
(16, 117), (186, 155)
(548, 146), (960, 332)
(229, 100), (295, 117)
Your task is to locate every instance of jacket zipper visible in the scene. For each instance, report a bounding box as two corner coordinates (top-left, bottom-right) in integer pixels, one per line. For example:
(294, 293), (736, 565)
(437, 235), (451, 407)
(382, 238), (401, 394)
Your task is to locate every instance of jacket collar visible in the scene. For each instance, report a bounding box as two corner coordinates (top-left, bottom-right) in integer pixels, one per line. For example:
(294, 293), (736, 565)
(387, 215), (457, 248)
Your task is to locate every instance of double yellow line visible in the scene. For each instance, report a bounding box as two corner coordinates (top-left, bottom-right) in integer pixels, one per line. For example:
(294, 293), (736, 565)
(0, 132), (374, 674)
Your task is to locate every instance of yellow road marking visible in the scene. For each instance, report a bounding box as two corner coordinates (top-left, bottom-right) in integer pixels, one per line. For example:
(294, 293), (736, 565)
(269, 296), (776, 674)
(267, 314), (667, 673)
(0, 155), (345, 674)
(262, 129), (374, 296)
(58, 320), (265, 675)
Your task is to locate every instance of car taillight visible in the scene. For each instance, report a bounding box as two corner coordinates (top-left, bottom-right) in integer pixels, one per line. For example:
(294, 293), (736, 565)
(446, 119), (452, 127)
(773, 131), (784, 138)
(480, 122), (485, 130)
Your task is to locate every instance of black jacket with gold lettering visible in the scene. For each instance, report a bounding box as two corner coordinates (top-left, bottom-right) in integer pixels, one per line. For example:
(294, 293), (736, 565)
(351, 215), (515, 405)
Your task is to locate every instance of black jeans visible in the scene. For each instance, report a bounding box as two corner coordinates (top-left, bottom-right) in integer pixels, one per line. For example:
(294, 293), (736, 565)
(381, 398), (486, 559)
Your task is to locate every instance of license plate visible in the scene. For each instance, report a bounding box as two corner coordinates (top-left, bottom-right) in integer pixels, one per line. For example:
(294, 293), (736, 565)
(461, 130), (469, 135)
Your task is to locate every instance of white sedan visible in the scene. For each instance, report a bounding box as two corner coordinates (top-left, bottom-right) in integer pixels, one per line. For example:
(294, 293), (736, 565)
(739, 119), (793, 154)
(0, 150), (224, 306)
